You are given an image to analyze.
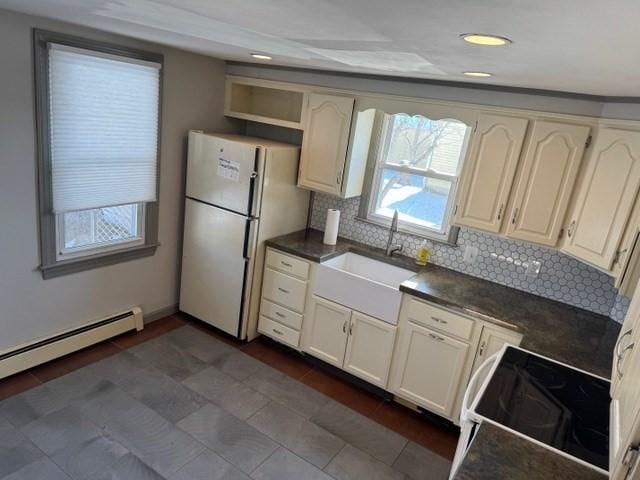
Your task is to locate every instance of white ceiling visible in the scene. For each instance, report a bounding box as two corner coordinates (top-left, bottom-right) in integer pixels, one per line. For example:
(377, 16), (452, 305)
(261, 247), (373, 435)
(2, 0), (640, 97)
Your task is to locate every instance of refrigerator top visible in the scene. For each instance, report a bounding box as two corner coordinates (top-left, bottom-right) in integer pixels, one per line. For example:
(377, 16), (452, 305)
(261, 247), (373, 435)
(190, 132), (299, 151)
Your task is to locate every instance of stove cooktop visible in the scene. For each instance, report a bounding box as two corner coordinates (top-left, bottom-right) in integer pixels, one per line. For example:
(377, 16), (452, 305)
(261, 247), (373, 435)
(475, 347), (610, 471)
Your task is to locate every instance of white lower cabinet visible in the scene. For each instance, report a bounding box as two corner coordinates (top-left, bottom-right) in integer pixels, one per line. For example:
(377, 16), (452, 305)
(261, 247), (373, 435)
(389, 320), (470, 418)
(303, 296), (397, 388)
(343, 311), (397, 388)
(303, 296), (351, 367)
(471, 324), (523, 374)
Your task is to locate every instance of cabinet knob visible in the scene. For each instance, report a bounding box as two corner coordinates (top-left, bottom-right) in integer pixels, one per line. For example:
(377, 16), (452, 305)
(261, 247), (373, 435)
(511, 207), (519, 225)
(342, 320), (347, 333)
(478, 340), (486, 357)
(497, 204), (504, 221)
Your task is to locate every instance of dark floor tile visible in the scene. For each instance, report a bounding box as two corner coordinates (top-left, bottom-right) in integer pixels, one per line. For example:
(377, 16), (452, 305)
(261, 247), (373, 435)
(0, 384), (67, 428)
(393, 441), (452, 480)
(370, 402), (458, 460)
(251, 447), (334, 480)
(242, 339), (312, 379)
(111, 315), (185, 350)
(299, 368), (382, 417)
(181, 316), (245, 350)
(0, 373), (41, 402)
(0, 417), (44, 478)
(324, 444), (405, 480)
(311, 400), (407, 466)
(2, 456), (70, 480)
(30, 341), (121, 383)
(169, 449), (250, 480)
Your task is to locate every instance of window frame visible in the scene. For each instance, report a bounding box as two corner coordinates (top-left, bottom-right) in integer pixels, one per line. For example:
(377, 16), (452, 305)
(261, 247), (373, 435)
(359, 112), (472, 245)
(34, 29), (163, 279)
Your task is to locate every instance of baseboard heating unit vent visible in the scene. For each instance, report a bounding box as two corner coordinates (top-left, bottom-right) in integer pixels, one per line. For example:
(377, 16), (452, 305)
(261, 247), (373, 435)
(0, 307), (143, 379)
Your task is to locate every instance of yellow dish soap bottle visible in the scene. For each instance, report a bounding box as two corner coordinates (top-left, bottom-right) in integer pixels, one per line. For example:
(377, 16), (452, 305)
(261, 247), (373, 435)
(415, 241), (430, 266)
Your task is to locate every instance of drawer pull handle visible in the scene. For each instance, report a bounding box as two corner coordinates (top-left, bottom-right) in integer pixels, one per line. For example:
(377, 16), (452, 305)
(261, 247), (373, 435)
(429, 333), (445, 342)
(281, 261), (293, 268)
(478, 340), (486, 356)
(272, 328), (284, 336)
(275, 311), (286, 318)
(278, 288), (290, 294)
(431, 316), (448, 325)
(342, 321), (347, 333)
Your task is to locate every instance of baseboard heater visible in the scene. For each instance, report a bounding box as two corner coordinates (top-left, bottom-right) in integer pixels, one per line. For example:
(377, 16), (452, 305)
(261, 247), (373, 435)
(0, 306), (143, 379)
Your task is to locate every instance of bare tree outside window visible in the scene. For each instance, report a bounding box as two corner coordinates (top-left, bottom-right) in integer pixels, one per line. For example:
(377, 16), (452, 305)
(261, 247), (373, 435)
(368, 114), (470, 237)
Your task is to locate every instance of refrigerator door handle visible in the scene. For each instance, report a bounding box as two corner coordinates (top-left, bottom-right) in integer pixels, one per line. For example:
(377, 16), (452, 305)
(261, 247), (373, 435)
(243, 218), (258, 260)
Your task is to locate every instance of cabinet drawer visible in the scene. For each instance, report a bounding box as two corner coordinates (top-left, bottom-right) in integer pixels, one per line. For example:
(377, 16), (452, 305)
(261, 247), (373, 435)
(262, 268), (307, 313)
(259, 316), (300, 348)
(260, 299), (303, 330)
(266, 249), (309, 280)
(405, 298), (474, 340)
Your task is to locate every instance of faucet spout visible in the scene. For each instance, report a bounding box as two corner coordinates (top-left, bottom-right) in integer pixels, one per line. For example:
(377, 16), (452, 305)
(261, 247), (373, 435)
(386, 210), (403, 256)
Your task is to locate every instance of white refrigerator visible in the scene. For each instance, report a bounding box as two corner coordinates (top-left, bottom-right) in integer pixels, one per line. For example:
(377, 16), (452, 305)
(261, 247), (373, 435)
(179, 131), (309, 340)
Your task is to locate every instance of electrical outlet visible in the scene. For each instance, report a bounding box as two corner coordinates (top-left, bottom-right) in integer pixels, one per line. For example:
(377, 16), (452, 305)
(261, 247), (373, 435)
(525, 260), (542, 278)
(463, 245), (479, 263)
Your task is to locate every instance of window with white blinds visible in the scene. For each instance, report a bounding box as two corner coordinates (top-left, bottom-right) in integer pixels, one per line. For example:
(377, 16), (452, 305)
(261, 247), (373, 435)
(35, 30), (163, 278)
(48, 43), (161, 213)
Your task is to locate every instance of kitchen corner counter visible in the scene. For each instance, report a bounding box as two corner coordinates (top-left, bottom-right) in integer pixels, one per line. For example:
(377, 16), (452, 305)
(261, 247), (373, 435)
(265, 229), (620, 378)
(454, 423), (607, 480)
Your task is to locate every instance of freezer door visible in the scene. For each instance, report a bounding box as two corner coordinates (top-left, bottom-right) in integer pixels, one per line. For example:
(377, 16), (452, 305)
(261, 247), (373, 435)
(186, 131), (259, 216)
(180, 198), (254, 337)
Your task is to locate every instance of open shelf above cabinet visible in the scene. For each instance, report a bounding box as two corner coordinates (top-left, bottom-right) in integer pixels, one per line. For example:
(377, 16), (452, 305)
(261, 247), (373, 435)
(225, 78), (307, 129)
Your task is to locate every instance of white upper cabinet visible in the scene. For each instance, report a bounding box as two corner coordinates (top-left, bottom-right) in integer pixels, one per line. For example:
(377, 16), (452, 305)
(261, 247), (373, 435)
(454, 114), (529, 233)
(505, 121), (590, 246)
(562, 128), (640, 270)
(298, 93), (355, 196)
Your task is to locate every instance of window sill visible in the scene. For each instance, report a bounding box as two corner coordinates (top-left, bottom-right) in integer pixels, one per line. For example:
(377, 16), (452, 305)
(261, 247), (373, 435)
(354, 216), (460, 247)
(39, 243), (159, 279)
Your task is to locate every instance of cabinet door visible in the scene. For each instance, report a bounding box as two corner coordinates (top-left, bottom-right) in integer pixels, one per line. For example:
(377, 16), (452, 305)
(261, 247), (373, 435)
(454, 114), (529, 233)
(471, 325), (522, 374)
(343, 312), (397, 388)
(298, 93), (355, 196)
(505, 121), (590, 246)
(562, 128), (640, 270)
(389, 321), (470, 418)
(302, 296), (350, 367)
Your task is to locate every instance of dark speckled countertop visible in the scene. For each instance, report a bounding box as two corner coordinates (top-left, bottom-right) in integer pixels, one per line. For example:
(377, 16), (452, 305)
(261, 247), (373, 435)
(266, 229), (620, 479)
(266, 229), (619, 378)
(454, 423), (606, 480)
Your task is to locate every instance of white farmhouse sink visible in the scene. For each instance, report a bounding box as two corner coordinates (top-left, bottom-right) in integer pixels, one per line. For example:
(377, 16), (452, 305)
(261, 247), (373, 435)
(314, 253), (415, 325)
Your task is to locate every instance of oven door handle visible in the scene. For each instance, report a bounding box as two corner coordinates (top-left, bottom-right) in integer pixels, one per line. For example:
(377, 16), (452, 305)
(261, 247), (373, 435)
(461, 350), (502, 423)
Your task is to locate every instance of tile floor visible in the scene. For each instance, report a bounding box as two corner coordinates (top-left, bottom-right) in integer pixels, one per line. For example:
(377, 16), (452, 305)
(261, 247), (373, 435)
(0, 314), (458, 480)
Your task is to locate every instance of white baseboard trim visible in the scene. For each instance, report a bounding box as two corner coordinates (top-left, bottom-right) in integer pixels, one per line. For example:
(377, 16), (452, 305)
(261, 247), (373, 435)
(144, 304), (179, 324)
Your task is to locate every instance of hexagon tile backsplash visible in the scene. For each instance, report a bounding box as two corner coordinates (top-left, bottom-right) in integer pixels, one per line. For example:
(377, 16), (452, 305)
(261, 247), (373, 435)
(310, 193), (629, 322)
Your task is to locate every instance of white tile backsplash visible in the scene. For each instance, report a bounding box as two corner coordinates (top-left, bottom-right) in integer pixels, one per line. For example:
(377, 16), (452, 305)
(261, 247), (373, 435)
(310, 193), (628, 322)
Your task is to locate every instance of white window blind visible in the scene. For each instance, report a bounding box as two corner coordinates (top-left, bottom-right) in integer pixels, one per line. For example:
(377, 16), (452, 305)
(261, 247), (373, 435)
(48, 43), (161, 213)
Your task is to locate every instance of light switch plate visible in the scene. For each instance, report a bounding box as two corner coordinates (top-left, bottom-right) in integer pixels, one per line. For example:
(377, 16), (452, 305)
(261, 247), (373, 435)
(463, 245), (479, 263)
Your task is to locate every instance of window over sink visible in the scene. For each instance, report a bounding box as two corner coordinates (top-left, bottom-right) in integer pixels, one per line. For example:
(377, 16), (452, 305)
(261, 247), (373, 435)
(361, 113), (471, 243)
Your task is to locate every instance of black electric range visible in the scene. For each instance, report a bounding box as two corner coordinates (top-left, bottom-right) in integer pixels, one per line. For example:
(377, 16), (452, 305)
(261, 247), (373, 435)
(475, 346), (610, 471)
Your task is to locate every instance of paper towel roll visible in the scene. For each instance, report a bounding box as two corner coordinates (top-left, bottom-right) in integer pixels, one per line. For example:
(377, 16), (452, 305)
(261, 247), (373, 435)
(323, 209), (340, 245)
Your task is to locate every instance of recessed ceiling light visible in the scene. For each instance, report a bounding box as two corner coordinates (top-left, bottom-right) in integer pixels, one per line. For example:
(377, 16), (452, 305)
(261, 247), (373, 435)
(461, 34), (511, 46)
(463, 71), (493, 78)
(250, 53), (272, 60)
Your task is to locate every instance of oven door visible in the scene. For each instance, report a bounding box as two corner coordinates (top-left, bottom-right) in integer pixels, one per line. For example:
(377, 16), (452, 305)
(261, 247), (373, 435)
(449, 349), (504, 479)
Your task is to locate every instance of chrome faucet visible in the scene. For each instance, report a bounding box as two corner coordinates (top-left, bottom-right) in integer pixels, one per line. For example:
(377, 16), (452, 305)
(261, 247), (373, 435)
(385, 210), (403, 256)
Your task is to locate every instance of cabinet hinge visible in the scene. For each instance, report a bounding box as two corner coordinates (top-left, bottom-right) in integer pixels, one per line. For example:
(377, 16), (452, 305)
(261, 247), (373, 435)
(622, 444), (640, 480)
(585, 135), (592, 149)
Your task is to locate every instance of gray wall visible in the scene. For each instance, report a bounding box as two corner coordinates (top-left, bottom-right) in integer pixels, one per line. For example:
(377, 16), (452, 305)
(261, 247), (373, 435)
(227, 63), (640, 121)
(0, 9), (238, 352)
